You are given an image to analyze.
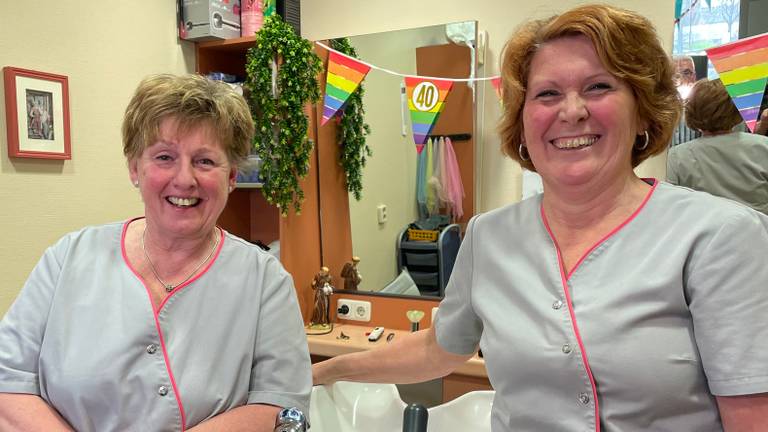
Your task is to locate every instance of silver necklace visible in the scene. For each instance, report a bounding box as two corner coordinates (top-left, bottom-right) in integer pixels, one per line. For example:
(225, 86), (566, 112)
(141, 227), (220, 292)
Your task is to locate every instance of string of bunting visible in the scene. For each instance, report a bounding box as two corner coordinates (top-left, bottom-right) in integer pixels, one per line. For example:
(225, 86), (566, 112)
(316, 41), (500, 154)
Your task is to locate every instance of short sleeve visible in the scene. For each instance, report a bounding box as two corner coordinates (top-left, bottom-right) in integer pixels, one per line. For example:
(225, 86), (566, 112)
(247, 257), (312, 415)
(687, 208), (768, 395)
(0, 237), (69, 394)
(434, 215), (483, 355)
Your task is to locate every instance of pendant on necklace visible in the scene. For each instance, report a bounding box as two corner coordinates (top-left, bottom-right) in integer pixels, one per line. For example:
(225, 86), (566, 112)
(165, 284), (175, 293)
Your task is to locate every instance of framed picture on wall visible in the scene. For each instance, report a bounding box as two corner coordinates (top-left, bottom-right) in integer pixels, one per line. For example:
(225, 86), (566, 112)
(3, 67), (71, 159)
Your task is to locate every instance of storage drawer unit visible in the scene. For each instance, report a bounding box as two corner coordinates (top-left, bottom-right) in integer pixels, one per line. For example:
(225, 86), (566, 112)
(396, 224), (461, 296)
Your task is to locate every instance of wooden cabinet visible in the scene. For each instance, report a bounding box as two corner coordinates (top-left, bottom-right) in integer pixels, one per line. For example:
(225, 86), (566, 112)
(195, 37), (321, 321)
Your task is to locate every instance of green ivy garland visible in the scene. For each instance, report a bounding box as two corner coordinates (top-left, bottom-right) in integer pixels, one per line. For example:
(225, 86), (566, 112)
(328, 38), (372, 201)
(245, 15), (321, 215)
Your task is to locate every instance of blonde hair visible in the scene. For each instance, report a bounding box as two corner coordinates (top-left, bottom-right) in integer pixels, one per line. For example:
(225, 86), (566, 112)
(122, 74), (254, 166)
(498, 4), (681, 171)
(685, 79), (743, 132)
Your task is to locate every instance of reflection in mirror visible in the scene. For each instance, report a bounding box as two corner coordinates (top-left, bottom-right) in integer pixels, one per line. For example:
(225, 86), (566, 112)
(325, 21), (478, 298)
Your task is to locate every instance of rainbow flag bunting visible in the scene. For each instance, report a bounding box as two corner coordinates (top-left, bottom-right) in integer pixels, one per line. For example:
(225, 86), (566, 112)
(405, 77), (454, 154)
(705, 32), (768, 132)
(321, 51), (371, 125)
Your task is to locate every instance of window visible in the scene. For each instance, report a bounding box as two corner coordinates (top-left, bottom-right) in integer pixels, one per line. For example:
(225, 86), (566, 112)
(673, 0), (741, 78)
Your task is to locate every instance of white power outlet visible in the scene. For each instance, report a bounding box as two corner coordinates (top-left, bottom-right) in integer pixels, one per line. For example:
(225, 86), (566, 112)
(376, 204), (388, 224)
(336, 299), (371, 322)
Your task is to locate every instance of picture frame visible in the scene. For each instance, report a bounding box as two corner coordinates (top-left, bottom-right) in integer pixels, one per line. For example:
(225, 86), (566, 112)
(3, 67), (71, 159)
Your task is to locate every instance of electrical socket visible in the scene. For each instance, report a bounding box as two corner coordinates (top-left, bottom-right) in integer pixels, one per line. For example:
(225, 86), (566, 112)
(337, 299), (371, 322)
(376, 204), (388, 224)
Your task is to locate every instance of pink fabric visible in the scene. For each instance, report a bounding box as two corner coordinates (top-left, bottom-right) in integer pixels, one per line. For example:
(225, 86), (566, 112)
(442, 138), (464, 220)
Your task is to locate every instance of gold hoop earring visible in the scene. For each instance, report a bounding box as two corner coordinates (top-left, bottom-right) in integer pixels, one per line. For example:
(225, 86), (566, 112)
(518, 143), (530, 162)
(636, 130), (649, 151)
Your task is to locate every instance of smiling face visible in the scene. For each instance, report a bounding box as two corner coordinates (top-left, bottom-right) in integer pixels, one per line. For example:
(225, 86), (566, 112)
(522, 35), (646, 188)
(129, 117), (236, 240)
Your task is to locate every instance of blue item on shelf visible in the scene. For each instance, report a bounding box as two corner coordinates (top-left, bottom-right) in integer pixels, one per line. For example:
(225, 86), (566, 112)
(206, 72), (239, 83)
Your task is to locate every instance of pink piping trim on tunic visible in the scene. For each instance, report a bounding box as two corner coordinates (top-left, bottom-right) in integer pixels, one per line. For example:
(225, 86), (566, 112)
(157, 227), (224, 311)
(540, 179), (658, 432)
(121, 217), (226, 431)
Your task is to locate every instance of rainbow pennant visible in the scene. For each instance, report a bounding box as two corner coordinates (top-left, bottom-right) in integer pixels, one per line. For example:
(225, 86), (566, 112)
(321, 51), (371, 125)
(705, 32), (768, 132)
(405, 77), (453, 153)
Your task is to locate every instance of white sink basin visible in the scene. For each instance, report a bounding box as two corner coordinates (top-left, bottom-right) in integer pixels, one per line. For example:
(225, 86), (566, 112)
(309, 382), (493, 431)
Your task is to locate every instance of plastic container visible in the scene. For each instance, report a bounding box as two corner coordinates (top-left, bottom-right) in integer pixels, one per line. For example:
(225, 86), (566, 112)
(407, 228), (439, 242)
(241, 0), (263, 36)
(237, 155), (262, 184)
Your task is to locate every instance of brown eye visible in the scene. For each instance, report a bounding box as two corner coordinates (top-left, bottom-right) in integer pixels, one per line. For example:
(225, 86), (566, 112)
(535, 89), (559, 98)
(588, 82), (611, 91)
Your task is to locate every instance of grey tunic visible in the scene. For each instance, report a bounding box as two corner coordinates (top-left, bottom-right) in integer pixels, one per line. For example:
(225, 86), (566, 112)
(434, 181), (768, 431)
(0, 219), (311, 431)
(667, 131), (768, 215)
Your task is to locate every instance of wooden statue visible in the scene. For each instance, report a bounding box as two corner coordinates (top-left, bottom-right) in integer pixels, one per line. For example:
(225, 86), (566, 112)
(341, 256), (362, 291)
(309, 266), (333, 328)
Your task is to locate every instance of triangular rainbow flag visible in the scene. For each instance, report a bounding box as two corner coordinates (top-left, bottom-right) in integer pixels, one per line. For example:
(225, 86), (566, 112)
(405, 77), (453, 154)
(322, 51), (371, 125)
(706, 32), (768, 132)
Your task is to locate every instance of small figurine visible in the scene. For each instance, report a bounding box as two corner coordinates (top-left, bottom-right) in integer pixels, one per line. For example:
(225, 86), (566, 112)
(340, 256), (362, 291)
(309, 266), (333, 329)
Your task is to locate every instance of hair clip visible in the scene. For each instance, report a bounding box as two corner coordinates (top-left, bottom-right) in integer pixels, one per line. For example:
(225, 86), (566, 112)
(386, 332), (395, 342)
(336, 331), (350, 340)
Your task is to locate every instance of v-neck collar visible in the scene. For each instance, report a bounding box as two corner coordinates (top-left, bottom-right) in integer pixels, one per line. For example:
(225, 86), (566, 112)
(540, 178), (658, 280)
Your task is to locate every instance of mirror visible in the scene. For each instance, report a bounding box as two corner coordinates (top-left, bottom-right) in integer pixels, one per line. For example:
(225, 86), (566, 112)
(320, 21), (478, 299)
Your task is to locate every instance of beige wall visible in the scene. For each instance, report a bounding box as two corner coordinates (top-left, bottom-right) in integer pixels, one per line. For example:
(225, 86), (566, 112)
(301, 0), (675, 212)
(0, 1), (194, 313)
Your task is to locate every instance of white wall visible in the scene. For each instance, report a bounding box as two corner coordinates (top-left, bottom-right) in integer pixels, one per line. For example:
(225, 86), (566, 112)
(0, 1), (194, 313)
(301, 0), (674, 212)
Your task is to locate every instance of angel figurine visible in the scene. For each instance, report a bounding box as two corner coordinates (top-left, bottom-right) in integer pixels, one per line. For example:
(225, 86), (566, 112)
(340, 256), (362, 291)
(309, 266), (333, 328)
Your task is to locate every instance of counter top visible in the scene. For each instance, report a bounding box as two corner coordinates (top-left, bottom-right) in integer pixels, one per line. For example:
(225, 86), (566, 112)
(306, 324), (487, 378)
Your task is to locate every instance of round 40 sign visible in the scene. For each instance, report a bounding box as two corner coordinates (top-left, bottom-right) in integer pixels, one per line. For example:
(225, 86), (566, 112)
(411, 81), (439, 111)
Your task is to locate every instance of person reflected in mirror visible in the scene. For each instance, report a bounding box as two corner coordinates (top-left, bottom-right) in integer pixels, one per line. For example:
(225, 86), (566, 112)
(340, 256), (362, 291)
(0, 74), (311, 431)
(309, 266), (333, 327)
(312, 5), (768, 431)
(673, 55), (697, 99)
(667, 78), (768, 215)
(671, 55), (702, 146)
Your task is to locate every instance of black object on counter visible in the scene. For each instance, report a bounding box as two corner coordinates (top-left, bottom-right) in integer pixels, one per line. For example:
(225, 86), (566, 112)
(402, 403), (428, 432)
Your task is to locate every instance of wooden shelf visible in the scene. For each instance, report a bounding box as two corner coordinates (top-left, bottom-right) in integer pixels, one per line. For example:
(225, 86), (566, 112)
(197, 36), (257, 53)
(195, 37), (256, 76)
